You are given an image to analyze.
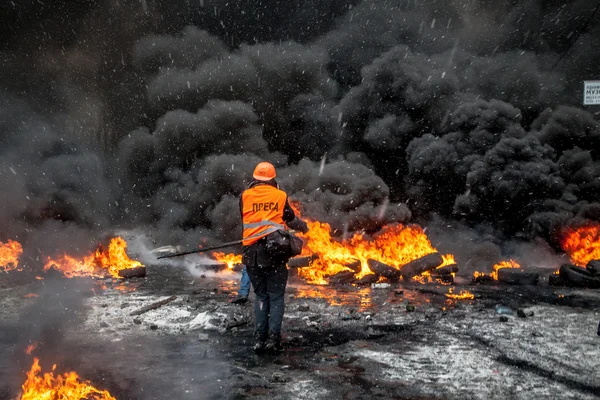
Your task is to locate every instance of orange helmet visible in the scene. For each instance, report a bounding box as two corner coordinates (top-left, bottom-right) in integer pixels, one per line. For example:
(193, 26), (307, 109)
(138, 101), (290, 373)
(253, 162), (276, 181)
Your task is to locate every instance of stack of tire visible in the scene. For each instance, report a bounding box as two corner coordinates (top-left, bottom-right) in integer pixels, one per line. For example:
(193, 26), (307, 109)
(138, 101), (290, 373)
(551, 260), (600, 288)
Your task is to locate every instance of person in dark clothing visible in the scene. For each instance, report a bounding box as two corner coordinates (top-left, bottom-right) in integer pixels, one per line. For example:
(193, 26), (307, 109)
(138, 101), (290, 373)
(241, 162), (309, 353)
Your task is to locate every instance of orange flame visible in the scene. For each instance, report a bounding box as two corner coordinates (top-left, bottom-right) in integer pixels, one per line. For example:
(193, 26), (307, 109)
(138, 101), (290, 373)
(445, 288), (475, 300)
(213, 252), (242, 270)
(296, 221), (454, 285)
(474, 259), (520, 281)
(0, 239), (23, 271)
(20, 357), (116, 400)
(473, 271), (486, 279)
(560, 224), (600, 267)
(219, 201), (455, 285)
(44, 237), (142, 279)
(24, 293), (39, 299)
(294, 286), (373, 309)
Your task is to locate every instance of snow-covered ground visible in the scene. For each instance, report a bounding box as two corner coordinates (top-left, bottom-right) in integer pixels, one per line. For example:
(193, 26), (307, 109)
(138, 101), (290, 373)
(2, 269), (599, 399)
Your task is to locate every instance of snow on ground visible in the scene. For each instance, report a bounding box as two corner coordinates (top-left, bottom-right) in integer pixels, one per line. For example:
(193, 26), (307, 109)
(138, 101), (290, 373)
(352, 304), (600, 399)
(83, 286), (250, 339)
(84, 292), (194, 338)
(4, 274), (600, 399)
(442, 304), (600, 389)
(285, 380), (330, 399)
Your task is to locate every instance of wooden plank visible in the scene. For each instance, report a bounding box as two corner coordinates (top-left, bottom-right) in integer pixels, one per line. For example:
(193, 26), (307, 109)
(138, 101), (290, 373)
(129, 296), (177, 316)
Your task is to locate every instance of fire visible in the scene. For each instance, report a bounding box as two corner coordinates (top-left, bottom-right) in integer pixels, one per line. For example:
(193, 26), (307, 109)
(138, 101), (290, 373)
(293, 286), (373, 309)
(415, 254), (457, 284)
(445, 288), (475, 300)
(218, 201), (456, 285)
(561, 224), (600, 267)
(490, 259), (520, 280)
(297, 221), (455, 285)
(473, 271), (486, 279)
(44, 237), (142, 279)
(213, 252), (242, 270)
(442, 254), (456, 266)
(0, 239), (23, 271)
(474, 259), (520, 281)
(20, 357), (116, 400)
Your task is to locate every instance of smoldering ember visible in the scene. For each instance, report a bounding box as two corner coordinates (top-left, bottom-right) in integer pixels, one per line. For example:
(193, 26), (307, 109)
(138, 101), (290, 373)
(1, 1), (600, 399)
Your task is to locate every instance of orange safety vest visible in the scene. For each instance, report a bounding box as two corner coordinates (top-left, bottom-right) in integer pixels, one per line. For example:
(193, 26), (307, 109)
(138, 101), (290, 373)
(242, 184), (287, 246)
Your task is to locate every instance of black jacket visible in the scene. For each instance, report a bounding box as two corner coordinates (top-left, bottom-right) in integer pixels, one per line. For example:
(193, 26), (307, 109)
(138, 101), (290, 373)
(240, 179), (308, 266)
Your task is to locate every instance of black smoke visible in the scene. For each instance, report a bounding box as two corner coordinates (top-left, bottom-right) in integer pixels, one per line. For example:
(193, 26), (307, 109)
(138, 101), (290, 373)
(0, 0), (599, 262)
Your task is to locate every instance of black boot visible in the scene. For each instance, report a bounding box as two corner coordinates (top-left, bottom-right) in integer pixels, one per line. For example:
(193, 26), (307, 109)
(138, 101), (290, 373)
(253, 332), (267, 353)
(231, 295), (248, 305)
(265, 333), (283, 353)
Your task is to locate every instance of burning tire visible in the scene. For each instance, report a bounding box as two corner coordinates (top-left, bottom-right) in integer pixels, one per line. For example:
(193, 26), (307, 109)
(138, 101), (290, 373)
(367, 259), (401, 281)
(559, 264), (600, 288)
(287, 255), (318, 269)
(118, 266), (146, 279)
(431, 263), (459, 276)
(496, 268), (539, 285)
(355, 273), (378, 285)
(398, 253), (443, 280)
(328, 270), (357, 285)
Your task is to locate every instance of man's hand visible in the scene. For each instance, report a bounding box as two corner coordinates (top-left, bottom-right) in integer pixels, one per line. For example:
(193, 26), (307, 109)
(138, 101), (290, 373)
(286, 216), (309, 234)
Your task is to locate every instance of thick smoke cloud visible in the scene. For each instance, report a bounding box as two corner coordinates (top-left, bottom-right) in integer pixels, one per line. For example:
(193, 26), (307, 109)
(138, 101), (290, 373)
(405, 99), (527, 216)
(454, 135), (564, 232)
(0, 0), (599, 263)
(0, 93), (114, 255)
(279, 159), (411, 235)
(137, 37), (339, 161)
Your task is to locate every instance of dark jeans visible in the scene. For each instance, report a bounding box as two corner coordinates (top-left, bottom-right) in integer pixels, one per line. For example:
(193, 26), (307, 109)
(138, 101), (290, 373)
(246, 263), (288, 339)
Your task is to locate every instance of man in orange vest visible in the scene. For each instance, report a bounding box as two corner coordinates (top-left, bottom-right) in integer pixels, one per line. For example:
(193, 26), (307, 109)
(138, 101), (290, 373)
(241, 161), (309, 353)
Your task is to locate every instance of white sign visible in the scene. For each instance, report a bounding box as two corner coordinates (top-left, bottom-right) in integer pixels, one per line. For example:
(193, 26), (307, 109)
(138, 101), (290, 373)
(584, 81), (600, 105)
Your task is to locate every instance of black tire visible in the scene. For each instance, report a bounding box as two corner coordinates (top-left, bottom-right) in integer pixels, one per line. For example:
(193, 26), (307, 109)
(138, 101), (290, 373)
(328, 271), (356, 285)
(586, 260), (600, 276)
(548, 274), (566, 287)
(118, 266), (147, 279)
(398, 253), (443, 279)
(559, 263), (600, 288)
(287, 256), (316, 269)
(431, 274), (454, 284)
(355, 274), (378, 285)
(497, 268), (540, 285)
(368, 259), (401, 281)
(473, 274), (494, 284)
